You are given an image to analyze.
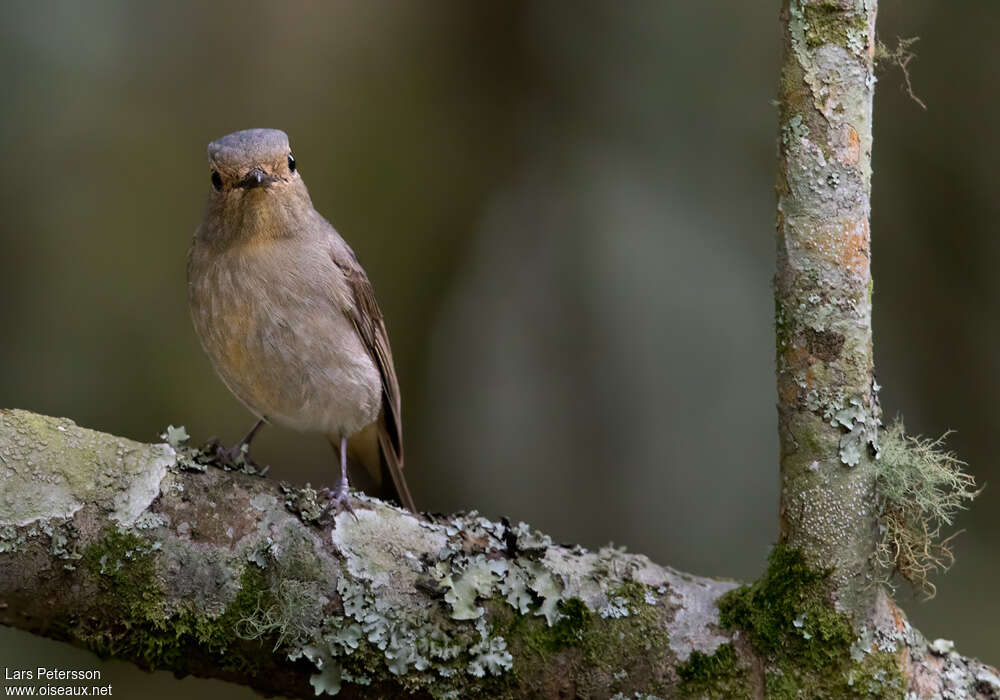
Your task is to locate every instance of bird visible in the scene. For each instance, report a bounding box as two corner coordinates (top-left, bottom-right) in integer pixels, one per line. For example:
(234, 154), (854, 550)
(187, 128), (415, 514)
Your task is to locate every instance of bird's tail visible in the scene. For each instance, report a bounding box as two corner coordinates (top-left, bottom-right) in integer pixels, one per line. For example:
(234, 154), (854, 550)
(377, 429), (416, 513)
(339, 418), (416, 512)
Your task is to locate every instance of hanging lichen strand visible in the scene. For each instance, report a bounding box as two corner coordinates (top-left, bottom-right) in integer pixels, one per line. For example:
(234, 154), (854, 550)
(773, 0), (880, 615)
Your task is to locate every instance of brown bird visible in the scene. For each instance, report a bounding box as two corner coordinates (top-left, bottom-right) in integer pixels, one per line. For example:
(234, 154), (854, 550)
(187, 128), (415, 513)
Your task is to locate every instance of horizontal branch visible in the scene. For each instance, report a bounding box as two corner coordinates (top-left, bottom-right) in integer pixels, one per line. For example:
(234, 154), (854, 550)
(0, 409), (996, 699)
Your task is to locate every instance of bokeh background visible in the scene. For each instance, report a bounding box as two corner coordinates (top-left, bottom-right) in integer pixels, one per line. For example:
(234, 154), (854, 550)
(1, 1), (996, 696)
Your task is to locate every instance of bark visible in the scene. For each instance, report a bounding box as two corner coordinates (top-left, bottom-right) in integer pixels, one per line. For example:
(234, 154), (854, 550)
(0, 409), (997, 699)
(774, 0), (882, 616)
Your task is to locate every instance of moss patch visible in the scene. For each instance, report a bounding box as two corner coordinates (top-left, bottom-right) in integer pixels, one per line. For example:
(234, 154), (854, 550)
(719, 544), (852, 669)
(677, 644), (752, 699)
(82, 529), (161, 620)
(718, 544), (904, 698)
(506, 597), (592, 655)
(801, 2), (867, 50)
(549, 598), (591, 650)
(774, 295), (791, 355)
(498, 580), (672, 698)
(80, 528), (275, 674)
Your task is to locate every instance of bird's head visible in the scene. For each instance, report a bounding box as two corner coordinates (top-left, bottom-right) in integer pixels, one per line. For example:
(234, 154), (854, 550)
(201, 129), (314, 244)
(206, 128), (302, 199)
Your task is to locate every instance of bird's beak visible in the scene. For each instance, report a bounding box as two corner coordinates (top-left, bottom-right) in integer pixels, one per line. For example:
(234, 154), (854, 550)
(237, 167), (278, 190)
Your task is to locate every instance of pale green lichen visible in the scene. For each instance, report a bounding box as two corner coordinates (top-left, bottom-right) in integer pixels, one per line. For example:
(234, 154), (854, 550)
(283, 483), (324, 523)
(874, 419), (978, 597)
(835, 395), (881, 467)
(276, 510), (680, 697)
(0, 410), (172, 527)
(524, 560), (563, 626)
(599, 595), (635, 619)
(782, 114), (810, 145)
(24, 493), (683, 697)
(312, 559), (515, 692)
(161, 425), (190, 449)
(0, 518), (83, 569)
(800, 386), (881, 468)
(440, 555), (508, 620)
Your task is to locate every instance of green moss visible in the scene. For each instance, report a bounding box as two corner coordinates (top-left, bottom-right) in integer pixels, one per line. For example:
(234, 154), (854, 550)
(574, 582), (671, 694)
(677, 644), (752, 699)
(82, 529), (161, 620)
(81, 528), (276, 674)
(504, 597), (591, 655)
(199, 566), (273, 650)
(614, 579), (649, 607)
(763, 650), (903, 700)
(496, 581), (671, 698)
(774, 295), (791, 356)
(550, 598), (591, 649)
(801, 3), (867, 50)
(719, 544), (852, 669)
(848, 652), (905, 697)
(718, 544), (903, 698)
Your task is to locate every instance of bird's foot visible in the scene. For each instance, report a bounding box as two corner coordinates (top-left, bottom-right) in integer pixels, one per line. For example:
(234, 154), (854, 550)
(204, 438), (264, 472)
(321, 481), (359, 522)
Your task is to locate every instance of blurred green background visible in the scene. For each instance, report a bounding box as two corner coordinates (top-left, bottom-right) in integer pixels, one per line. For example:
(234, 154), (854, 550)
(1, 0), (996, 696)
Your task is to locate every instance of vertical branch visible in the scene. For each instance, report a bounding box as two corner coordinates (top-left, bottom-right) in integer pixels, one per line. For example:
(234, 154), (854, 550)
(774, 0), (880, 615)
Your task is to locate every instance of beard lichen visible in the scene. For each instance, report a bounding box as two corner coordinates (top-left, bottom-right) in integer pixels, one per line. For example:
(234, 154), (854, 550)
(874, 419), (979, 598)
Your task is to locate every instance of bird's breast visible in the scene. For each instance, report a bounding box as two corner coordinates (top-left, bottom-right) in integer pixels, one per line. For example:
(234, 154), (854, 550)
(188, 238), (382, 436)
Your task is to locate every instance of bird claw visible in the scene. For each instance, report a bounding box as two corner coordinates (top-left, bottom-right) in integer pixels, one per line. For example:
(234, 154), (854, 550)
(321, 483), (359, 522)
(207, 438), (262, 471)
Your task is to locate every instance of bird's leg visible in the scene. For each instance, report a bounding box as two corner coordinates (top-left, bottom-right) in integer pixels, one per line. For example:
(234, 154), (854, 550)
(322, 436), (357, 520)
(237, 417), (266, 454)
(215, 417), (266, 469)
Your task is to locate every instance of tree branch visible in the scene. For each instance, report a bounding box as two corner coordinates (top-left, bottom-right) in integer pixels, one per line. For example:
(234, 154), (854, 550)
(775, 0), (882, 615)
(0, 409), (997, 698)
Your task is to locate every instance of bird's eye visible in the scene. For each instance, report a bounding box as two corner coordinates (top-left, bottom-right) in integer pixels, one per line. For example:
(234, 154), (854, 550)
(288, 154), (296, 173)
(211, 171), (223, 191)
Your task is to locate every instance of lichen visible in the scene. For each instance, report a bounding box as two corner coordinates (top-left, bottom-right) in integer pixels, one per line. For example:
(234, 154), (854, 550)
(0, 409), (172, 527)
(874, 37), (927, 110)
(498, 578), (672, 698)
(283, 483), (324, 523)
(781, 113), (810, 145)
(874, 419), (978, 597)
(834, 394), (881, 467)
(0, 518), (82, 565)
(800, 2), (868, 51)
(293, 510), (680, 697)
(80, 527), (274, 674)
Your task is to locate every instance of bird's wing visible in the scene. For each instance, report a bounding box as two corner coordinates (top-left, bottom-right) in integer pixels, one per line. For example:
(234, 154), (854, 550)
(334, 253), (416, 512)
